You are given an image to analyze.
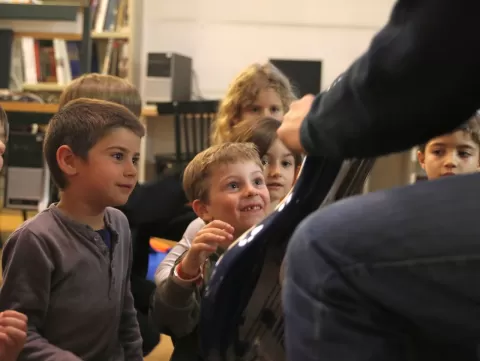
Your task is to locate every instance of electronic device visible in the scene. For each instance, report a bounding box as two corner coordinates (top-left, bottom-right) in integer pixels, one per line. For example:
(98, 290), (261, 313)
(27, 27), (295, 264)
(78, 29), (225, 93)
(4, 128), (49, 211)
(144, 52), (192, 103)
(270, 58), (322, 97)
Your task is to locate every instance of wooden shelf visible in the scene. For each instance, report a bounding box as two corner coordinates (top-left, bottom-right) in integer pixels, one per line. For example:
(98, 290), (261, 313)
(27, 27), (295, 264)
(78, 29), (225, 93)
(23, 83), (65, 92)
(1, 102), (58, 114)
(0, 102), (158, 117)
(92, 31), (130, 40)
(0, 4), (79, 22)
(14, 31), (130, 41)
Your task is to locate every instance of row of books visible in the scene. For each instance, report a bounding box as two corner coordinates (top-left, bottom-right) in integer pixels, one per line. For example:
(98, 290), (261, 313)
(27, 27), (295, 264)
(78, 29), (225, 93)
(13, 37), (128, 87)
(92, 0), (129, 34)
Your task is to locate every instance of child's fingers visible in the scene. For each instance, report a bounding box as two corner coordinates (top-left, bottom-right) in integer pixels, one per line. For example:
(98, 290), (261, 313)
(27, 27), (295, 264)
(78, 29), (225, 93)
(0, 333), (10, 354)
(0, 330), (15, 348)
(4, 326), (27, 345)
(1, 311), (27, 324)
(0, 317), (27, 332)
(196, 228), (233, 242)
(190, 242), (217, 254)
(204, 220), (235, 234)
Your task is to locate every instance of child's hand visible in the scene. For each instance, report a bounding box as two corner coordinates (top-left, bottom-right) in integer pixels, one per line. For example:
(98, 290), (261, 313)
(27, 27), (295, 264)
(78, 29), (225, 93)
(181, 220), (234, 277)
(0, 310), (28, 361)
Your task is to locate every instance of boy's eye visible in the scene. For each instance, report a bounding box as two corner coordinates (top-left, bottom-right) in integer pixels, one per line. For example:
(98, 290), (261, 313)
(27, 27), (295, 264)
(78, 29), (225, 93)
(112, 153), (124, 161)
(431, 149), (443, 156)
(458, 151), (472, 158)
(254, 177), (265, 186)
(132, 156), (140, 165)
(282, 160), (293, 168)
(261, 157), (269, 166)
(227, 182), (239, 189)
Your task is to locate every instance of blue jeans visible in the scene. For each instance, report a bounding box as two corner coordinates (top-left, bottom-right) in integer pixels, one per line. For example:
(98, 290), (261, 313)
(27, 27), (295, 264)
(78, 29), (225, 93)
(283, 173), (480, 361)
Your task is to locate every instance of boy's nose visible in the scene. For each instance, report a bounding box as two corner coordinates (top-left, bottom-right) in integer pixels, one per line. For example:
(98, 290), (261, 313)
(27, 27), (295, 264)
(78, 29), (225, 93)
(268, 164), (281, 177)
(124, 162), (138, 177)
(444, 152), (459, 168)
(244, 183), (258, 197)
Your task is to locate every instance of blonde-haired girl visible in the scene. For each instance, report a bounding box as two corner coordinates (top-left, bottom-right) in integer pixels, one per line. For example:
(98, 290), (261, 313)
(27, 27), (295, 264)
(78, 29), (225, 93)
(211, 62), (296, 145)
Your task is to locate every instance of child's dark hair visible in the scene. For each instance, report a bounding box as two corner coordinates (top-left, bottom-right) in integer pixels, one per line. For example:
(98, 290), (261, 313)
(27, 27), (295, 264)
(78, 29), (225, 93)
(230, 116), (303, 166)
(418, 114), (480, 152)
(44, 98), (145, 189)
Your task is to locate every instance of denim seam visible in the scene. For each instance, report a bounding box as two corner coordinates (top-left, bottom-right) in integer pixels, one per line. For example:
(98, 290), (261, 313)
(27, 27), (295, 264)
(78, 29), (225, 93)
(339, 253), (480, 273)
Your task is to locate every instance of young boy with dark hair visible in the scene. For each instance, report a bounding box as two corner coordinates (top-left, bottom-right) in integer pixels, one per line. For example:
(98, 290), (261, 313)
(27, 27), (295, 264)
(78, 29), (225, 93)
(0, 98), (145, 361)
(151, 142), (271, 360)
(417, 114), (480, 180)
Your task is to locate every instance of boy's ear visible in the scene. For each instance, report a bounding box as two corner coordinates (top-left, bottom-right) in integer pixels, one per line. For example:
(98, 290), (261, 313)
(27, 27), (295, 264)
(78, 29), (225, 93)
(417, 150), (426, 170)
(192, 199), (214, 223)
(56, 145), (79, 176)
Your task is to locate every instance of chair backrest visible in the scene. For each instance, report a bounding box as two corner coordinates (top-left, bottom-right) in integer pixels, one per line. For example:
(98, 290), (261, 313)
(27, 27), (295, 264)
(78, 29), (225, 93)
(156, 100), (219, 166)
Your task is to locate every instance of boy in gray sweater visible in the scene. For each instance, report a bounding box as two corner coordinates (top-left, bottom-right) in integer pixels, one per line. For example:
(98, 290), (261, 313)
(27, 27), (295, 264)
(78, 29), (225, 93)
(0, 98), (145, 361)
(151, 142), (271, 360)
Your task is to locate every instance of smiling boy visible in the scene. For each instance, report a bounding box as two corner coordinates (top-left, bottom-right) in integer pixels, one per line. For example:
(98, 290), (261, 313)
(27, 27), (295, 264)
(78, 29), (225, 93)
(151, 142), (270, 360)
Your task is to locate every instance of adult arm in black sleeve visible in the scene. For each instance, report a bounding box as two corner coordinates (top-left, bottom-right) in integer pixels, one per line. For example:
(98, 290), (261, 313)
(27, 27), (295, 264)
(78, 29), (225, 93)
(300, 0), (480, 159)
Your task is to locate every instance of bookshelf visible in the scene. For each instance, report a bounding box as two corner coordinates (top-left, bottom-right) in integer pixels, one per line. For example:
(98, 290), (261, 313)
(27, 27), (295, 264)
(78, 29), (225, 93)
(3, 0), (141, 97)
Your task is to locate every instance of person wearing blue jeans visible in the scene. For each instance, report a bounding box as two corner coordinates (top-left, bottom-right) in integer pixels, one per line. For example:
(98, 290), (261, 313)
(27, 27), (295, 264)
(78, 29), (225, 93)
(277, 0), (480, 360)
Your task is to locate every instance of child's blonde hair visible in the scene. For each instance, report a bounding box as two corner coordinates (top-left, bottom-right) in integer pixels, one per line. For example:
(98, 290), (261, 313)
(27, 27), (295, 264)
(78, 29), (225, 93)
(183, 142), (263, 203)
(59, 73), (142, 117)
(211, 63), (296, 145)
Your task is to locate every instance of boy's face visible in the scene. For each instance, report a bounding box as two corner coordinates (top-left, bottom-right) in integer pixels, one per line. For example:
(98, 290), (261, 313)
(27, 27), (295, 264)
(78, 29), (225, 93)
(194, 161), (270, 240)
(74, 127), (140, 208)
(417, 130), (480, 180)
(242, 88), (284, 123)
(262, 138), (296, 204)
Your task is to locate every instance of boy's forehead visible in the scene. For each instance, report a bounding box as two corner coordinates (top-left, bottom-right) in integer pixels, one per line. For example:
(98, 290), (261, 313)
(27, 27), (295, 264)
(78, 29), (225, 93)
(93, 127), (141, 151)
(210, 160), (263, 178)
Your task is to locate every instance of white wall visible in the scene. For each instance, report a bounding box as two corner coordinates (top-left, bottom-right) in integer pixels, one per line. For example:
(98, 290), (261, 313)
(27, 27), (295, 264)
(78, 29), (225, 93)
(139, 0), (412, 185)
(140, 0), (396, 99)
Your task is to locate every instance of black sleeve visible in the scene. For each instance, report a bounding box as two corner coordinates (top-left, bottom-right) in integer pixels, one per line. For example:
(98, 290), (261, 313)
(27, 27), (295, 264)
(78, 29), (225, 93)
(300, 0), (480, 159)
